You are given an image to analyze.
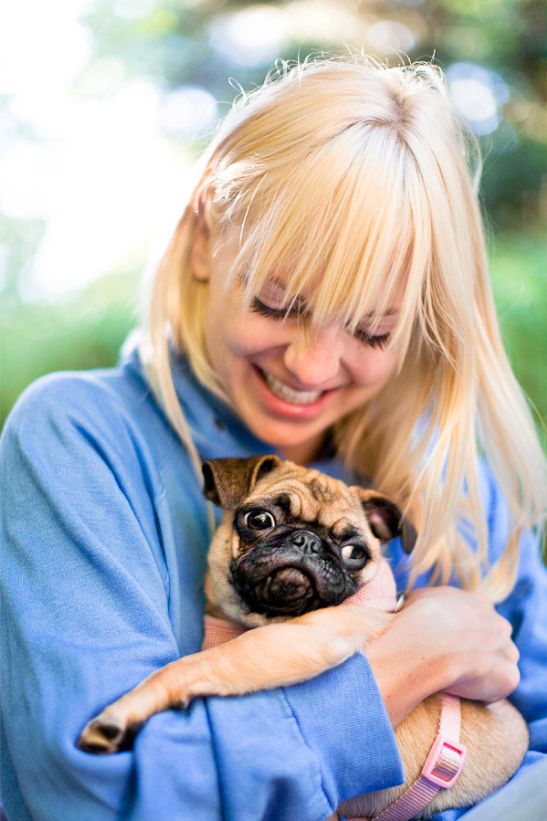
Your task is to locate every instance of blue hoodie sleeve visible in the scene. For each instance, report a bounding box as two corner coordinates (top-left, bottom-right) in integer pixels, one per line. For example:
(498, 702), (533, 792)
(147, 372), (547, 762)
(480, 462), (547, 760)
(493, 493), (547, 761)
(0, 375), (403, 821)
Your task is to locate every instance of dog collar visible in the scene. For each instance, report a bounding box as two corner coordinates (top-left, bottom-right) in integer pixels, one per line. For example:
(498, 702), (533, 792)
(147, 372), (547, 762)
(349, 693), (467, 821)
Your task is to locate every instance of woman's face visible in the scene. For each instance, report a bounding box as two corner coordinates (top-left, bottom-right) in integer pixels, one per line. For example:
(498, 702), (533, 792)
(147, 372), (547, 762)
(196, 228), (402, 464)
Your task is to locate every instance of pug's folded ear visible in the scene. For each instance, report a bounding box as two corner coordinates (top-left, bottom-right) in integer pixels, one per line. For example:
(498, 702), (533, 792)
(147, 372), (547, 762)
(357, 489), (417, 554)
(202, 455), (281, 510)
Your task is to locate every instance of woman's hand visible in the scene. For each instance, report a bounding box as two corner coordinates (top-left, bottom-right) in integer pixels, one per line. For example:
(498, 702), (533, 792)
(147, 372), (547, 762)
(365, 586), (520, 727)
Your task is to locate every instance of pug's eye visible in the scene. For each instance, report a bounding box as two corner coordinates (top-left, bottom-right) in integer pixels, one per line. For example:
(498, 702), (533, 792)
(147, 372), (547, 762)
(244, 509), (276, 530)
(341, 545), (367, 563)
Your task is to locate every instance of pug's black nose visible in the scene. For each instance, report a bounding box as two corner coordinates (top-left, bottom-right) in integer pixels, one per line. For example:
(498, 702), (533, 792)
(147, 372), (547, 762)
(290, 530), (322, 554)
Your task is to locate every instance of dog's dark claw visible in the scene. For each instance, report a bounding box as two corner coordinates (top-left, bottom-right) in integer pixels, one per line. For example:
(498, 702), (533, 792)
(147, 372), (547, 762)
(99, 723), (124, 741)
(77, 739), (115, 755)
(77, 716), (130, 754)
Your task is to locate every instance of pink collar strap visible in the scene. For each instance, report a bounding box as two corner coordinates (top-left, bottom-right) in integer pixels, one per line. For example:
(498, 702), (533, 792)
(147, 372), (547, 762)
(349, 693), (467, 821)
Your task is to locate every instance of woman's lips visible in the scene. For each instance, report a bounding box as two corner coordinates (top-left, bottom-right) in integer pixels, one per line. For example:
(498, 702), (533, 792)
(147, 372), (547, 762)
(252, 365), (336, 419)
(261, 369), (323, 404)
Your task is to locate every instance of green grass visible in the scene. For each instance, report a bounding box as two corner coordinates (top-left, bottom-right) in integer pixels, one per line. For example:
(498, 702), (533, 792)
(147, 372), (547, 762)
(2, 233), (546, 442)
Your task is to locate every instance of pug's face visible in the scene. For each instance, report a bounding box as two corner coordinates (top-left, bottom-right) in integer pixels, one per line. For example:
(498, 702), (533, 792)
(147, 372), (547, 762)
(202, 456), (416, 626)
(231, 489), (376, 617)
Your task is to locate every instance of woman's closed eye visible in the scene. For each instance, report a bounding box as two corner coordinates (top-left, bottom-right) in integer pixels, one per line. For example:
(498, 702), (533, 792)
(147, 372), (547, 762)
(353, 328), (391, 349)
(251, 295), (302, 319)
(251, 294), (392, 350)
(250, 281), (306, 319)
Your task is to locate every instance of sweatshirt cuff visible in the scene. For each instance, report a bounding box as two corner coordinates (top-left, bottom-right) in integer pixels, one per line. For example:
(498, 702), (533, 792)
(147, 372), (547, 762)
(283, 651), (404, 809)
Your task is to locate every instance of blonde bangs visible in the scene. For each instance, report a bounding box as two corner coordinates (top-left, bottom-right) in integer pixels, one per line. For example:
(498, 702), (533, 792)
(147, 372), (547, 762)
(216, 121), (427, 358)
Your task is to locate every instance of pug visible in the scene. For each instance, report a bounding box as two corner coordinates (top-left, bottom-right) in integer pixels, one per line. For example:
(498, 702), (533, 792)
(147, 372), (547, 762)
(78, 456), (528, 820)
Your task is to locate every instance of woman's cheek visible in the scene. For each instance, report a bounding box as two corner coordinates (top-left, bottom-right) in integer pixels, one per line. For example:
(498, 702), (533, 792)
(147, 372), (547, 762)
(352, 349), (398, 386)
(227, 317), (286, 355)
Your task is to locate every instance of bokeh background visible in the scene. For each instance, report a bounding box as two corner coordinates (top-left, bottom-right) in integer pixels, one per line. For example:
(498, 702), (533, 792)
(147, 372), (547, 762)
(1, 0), (546, 434)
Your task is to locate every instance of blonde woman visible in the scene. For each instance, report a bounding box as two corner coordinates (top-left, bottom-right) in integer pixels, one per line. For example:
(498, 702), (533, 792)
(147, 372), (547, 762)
(1, 58), (545, 821)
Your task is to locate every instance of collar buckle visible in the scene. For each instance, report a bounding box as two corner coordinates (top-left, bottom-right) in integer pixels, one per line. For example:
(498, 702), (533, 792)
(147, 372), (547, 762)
(422, 732), (468, 789)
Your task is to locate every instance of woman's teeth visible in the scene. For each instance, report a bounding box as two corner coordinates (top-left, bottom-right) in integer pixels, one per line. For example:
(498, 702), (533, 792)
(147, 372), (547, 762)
(262, 370), (324, 405)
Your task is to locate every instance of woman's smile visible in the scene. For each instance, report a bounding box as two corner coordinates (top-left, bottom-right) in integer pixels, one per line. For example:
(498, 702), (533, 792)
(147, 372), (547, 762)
(251, 363), (338, 418)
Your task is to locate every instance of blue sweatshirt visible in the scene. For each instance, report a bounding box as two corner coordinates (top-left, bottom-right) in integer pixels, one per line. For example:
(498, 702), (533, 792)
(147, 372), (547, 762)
(1, 346), (545, 821)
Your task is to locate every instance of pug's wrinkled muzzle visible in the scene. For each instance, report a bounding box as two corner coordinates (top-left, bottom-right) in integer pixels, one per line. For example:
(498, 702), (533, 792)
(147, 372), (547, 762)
(231, 530), (356, 616)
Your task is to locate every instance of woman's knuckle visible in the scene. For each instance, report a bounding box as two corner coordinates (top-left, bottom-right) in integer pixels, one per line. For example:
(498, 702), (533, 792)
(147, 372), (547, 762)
(501, 616), (513, 636)
(508, 666), (521, 693)
(493, 613), (512, 639)
(513, 644), (520, 663)
(505, 641), (520, 663)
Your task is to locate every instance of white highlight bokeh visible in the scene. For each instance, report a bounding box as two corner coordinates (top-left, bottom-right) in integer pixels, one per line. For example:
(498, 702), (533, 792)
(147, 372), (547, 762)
(447, 62), (510, 137)
(0, 1), (197, 300)
(209, 6), (289, 67)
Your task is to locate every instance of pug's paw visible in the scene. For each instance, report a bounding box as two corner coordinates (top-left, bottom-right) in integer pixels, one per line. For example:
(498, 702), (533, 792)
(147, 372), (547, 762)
(77, 712), (142, 754)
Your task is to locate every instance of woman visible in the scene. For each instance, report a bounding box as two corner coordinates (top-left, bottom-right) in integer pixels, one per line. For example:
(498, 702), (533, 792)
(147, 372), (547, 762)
(1, 57), (545, 820)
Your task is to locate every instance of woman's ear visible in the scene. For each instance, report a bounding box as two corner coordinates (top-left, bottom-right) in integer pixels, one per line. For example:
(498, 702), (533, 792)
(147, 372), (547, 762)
(190, 213), (212, 282)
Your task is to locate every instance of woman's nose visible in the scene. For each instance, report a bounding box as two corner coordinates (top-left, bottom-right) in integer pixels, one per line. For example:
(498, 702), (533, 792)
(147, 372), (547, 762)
(283, 325), (344, 387)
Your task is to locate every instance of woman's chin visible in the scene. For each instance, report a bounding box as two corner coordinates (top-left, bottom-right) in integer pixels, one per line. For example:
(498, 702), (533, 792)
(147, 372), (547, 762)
(237, 394), (329, 464)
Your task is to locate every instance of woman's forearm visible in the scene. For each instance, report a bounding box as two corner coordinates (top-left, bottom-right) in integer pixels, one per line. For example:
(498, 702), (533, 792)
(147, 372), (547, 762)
(365, 614), (448, 727)
(366, 639), (448, 728)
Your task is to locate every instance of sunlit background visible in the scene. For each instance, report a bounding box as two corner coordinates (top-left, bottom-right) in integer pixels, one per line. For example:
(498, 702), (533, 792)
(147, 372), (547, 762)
(1, 0), (546, 431)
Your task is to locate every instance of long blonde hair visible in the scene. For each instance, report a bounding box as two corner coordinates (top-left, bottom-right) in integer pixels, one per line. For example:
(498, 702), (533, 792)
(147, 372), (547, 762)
(140, 56), (545, 601)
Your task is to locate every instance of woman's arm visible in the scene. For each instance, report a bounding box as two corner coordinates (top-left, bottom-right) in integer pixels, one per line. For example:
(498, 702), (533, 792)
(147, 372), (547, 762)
(0, 374), (404, 821)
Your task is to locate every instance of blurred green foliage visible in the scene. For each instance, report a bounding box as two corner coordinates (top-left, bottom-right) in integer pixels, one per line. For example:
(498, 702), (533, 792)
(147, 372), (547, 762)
(489, 232), (546, 436)
(1, 271), (137, 424)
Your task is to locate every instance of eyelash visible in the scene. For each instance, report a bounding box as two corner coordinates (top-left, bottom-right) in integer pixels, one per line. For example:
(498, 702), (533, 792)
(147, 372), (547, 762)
(353, 330), (391, 349)
(251, 297), (296, 320)
(251, 298), (391, 350)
